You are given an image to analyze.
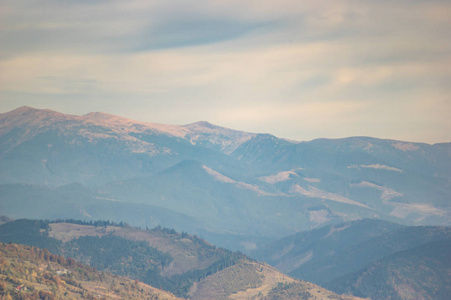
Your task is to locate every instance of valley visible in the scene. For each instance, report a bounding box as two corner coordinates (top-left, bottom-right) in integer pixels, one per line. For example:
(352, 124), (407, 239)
(0, 107), (450, 299)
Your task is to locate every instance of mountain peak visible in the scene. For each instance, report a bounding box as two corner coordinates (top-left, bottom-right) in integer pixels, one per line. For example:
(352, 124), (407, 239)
(0, 106), (74, 129)
(82, 111), (131, 126)
(184, 121), (221, 130)
(10, 105), (37, 112)
(183, 121), (256, 154)
(83, 111), (115, 118)
(193, 121), (213, 126)
(183, 120), (254, 137)
(4, 106), (59, 116)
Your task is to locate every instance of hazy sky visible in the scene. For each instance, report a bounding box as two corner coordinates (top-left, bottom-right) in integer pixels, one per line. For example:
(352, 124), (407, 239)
(1, 0), (450, 143)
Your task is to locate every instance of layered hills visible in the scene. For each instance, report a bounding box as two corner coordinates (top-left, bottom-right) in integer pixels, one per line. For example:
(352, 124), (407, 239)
(250, 219), (451, 299)
(326, 240), (451, 300)
(0, 218), (360, 300)
(1, 106), (450, 251)
(1, 106), (450, 299)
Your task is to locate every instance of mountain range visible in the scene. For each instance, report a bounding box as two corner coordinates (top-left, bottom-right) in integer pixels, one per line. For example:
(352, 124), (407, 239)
(0, 218), (361, 300)
(250, 219), (451, 289)
(0, 106), (450, 250)
(2, 217), (449, 300)
(325, 239), (451, 300)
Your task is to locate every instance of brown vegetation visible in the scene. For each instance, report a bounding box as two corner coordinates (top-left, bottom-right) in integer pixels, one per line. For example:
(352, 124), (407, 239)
(0, 242), (181, 300)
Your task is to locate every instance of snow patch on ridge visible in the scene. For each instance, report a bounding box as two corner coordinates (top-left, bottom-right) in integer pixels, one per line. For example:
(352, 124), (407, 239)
(390, 203), (446, 219)
(391, 141), (419, 151)
(290, 184), (370, 208)
(202, 165), (235, 184)
(184, 121), (256, 154)
(309, 210), (330, 224)
(202, 165), (278, 196)
(348, 164), (404, 173)
(352, 181), (445, 221)
(325, 224), (351, 238)
(259, 170), (301, 184)
(351, 181), (403, 201)
(303, 177), (321, 183)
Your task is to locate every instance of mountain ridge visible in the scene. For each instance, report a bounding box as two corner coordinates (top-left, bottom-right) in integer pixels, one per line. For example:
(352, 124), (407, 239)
(1, 106), (450, 251)
(4, 106), (449, 145)
(250, 219), (451, 287)
(0, 218), (363, 300)
(325, 240), (451, 300)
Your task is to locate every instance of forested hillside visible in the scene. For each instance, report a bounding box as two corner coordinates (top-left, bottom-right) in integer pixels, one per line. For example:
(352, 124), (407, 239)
(0, 218), (363, 300)
(0, 242), (181, 300)
(325, 240), (451, 300)
(250, 219), (451, 300)
(0, 219), (243, 298)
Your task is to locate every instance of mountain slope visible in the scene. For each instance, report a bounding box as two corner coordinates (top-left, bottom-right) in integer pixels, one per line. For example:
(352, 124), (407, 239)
(0, 219), (240, 297)
(325, 240), (451, 300)
(0, 218), (363, 300)
(188, 261), (360, 300)
(183, 121), (256, 154)
(0, 242), (181, 300)
(0, 106), (245, 186)
(251, 219), (451, 285)
(1, 106), (450, 250)
(0, 183), (201, 233)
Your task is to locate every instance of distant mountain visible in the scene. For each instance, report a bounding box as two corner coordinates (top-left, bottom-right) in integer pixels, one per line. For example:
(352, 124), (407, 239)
(1, 107), (450, 251)
(0, 183), (201, 233)
(325, 240), (451, 300)
(0, 218), (361, 300)
(251, 219), (401, 279)
(0, 106), (245, 186)
(251, 219), (451, 284)
(0, 242), (181, 300)
(250, 219), (451, 299)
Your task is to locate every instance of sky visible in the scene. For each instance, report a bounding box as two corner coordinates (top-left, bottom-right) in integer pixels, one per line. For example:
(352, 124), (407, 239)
(0, 0), (450, 143)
